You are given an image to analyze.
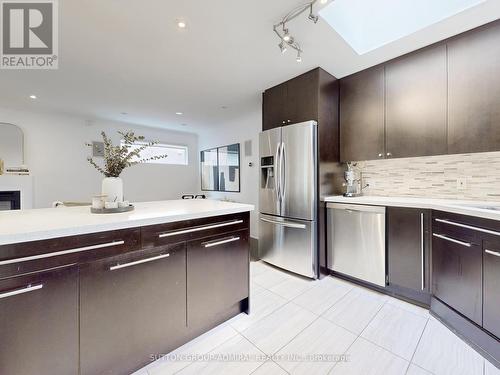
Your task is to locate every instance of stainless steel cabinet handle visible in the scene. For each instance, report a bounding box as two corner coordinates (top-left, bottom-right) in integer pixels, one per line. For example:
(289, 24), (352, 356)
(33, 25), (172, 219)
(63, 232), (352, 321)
(432, 233), (471, 247)
(0, 284), (43, 299)
(159, 220), (243, 238)
(110, 253), (170, 271)
(203, 236), (240, 248)
(420, 213), (425, 290)
(485, 249), (500, 257)
(260, 217), (306, 229)
(434, 218), (500, 237)
(0, 240), (125, 266)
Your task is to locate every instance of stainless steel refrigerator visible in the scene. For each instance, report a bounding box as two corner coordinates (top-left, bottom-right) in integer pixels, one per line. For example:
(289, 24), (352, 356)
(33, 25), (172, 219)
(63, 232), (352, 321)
(259, 121), (318, 278)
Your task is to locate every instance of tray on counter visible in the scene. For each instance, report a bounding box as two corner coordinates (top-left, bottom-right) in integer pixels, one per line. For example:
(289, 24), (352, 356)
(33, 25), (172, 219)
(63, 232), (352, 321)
(90, 205), (135, 214)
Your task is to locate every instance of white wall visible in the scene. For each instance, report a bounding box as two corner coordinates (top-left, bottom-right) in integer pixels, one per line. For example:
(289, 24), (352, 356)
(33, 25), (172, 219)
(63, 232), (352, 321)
(198, 107), (261, 238)
(0, 107), (199, 208)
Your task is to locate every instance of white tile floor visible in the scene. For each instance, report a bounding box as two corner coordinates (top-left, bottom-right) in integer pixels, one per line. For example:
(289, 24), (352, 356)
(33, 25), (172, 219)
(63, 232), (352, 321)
(136, 261), (500, 375)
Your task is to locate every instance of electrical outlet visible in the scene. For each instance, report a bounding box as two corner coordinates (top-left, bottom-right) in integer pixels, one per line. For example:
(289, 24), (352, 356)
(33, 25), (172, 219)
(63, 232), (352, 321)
(457, 176), (467, 190)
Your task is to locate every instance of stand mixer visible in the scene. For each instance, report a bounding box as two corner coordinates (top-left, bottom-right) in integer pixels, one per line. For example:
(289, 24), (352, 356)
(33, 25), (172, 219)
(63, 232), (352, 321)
(343, 162), (368, 197)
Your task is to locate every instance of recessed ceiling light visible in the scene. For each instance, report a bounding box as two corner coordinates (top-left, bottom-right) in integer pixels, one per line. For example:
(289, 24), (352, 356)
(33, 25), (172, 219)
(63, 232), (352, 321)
(29, 95), (37, 99)
(221, 106), (228, 110)
(120, 112), (128, 115)
(176, 112), (183, 115)
(177, 20), (187, 29)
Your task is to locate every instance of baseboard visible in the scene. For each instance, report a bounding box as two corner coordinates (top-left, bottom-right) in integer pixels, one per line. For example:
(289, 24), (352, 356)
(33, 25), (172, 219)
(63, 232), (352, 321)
(431, 297), (500, 369)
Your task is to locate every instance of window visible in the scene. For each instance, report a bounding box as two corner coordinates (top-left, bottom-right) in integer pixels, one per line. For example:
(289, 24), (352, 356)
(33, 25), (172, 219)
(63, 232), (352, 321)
(319, 0), (485, 55)
(121, 140), (189, 165)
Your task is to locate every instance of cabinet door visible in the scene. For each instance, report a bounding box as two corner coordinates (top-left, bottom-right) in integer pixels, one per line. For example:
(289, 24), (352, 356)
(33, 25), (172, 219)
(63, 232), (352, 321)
(483, 240), (500, 338)
(340, 66), (385, 162)
(386, 45), (447, 158)
(448, 22), (500, 154)
(387, 208), (430, 303)
(0, 266), (78, 375)
(432, 230), (482, 325)
(263, 83), (287, 130)
(80, 244), (187, 375)
(187, 229), (249, 327)
(286, 69), (319, 124)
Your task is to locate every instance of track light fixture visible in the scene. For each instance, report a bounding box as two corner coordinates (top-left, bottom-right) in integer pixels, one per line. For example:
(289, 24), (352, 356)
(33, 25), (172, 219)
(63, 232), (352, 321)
(273, 0), (322, 62)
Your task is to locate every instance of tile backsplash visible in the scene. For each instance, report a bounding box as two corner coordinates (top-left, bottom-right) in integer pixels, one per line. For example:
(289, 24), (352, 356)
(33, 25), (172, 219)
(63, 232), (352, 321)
(356, 152), (500, 201)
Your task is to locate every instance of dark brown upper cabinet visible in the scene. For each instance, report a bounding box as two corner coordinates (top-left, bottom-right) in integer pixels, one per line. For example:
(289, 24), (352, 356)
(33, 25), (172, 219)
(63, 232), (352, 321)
(340, 66), (385, 162)
(262, 68), (335, 131)
(262, 82), (288, 131)
(385, 45), (448, 158)
(448, 22), (500, 154)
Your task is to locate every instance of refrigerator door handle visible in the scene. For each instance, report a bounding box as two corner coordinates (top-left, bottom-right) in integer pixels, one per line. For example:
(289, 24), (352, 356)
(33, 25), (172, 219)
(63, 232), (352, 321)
(280, 142), (286, 204)
(275, 142), (281, 206)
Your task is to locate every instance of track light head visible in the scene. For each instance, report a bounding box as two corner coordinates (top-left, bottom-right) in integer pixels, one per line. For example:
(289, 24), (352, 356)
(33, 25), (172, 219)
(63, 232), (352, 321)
(308, 13), (319, 23)
(279, 42), (287, 54)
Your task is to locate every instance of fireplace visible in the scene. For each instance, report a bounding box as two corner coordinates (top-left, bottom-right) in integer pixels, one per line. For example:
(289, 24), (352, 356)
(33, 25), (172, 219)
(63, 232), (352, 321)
(0, 191), (21, 210)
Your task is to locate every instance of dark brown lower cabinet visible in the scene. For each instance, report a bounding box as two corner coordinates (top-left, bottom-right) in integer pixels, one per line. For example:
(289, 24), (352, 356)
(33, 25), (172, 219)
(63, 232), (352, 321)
(187, 229), (249, 327)
(80, 244), (187, 375)
(432, 225), (482, 325)
(0, 266), (79, 375)
(483, 240), (500, 338)
(387, 208), (431, 305)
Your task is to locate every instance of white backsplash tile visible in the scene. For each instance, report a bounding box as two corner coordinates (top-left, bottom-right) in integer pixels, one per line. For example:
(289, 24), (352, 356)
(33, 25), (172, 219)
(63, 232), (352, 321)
(354, 151), (500, 201)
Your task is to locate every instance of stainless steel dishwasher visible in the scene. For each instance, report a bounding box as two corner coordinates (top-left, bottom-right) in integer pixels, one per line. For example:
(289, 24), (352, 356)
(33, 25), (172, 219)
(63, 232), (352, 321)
(327, 203), (386, 287)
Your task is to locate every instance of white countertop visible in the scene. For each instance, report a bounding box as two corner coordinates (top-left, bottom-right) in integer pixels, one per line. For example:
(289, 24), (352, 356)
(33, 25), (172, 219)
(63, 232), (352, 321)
(323, 195), (500, 221)
(0, 200), (254, 246)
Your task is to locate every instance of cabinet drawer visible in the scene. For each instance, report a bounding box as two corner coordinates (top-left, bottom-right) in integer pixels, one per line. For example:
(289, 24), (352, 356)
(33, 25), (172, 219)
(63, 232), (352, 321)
(0, 266), (79, 375)
(187, 229), (249, 327)
(80, 244), (187, 375)
(142, 212), (249, 248)
(432, 227), (482, 325)
(0, 228), (141, 280)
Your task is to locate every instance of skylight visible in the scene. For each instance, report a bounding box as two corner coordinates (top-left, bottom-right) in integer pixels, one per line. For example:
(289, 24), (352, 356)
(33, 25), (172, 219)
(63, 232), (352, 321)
(319, 0), (486, 55)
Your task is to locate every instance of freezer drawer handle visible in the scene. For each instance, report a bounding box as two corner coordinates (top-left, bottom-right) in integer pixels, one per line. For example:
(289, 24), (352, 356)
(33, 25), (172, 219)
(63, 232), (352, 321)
(485, 249), (500, 257)
(432, 233), (471, 247)
(434, 218), (500, 237)
(260, 217), (306, 229)
(0, 240), (125, 266)
(0, 284), (43, 299)
(159, 220), (244, 238)
(203, 236), (240, 248)
(109, 253), (170, 271)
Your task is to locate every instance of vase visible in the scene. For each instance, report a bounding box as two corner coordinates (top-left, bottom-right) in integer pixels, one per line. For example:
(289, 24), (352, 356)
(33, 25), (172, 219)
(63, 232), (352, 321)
(101, 177), (123, 203)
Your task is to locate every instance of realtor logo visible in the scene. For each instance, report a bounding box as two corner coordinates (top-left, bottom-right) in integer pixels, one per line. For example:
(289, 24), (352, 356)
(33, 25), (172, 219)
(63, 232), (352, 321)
(1, 0), (58, 69)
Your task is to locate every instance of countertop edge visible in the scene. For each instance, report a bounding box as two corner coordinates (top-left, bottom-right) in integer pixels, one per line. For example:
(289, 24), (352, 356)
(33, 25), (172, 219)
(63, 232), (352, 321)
(323, 196), (500, 222)
(0, 204), (254, 246)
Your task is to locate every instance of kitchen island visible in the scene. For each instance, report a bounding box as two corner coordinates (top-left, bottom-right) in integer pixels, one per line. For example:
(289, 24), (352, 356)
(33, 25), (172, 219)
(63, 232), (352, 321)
(0, 200), (253, 375)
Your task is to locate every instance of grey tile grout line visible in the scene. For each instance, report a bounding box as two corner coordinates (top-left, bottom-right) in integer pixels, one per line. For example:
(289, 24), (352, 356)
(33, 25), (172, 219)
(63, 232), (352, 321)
(405, 318), (431, 375)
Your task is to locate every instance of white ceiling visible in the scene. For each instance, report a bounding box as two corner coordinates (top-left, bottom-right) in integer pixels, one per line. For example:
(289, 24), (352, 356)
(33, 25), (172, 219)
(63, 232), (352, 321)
(1, 0), (499, 132)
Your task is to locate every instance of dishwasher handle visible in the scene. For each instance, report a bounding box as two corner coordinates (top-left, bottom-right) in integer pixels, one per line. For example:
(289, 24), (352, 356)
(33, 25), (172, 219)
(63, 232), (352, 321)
(326, 203), (386, 214)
